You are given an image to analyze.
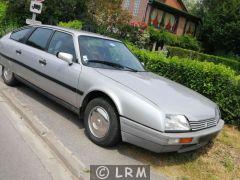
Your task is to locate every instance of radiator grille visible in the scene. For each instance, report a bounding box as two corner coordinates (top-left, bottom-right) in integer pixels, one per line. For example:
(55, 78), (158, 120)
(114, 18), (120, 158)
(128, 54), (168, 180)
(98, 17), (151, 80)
(189, 118), (218, 131)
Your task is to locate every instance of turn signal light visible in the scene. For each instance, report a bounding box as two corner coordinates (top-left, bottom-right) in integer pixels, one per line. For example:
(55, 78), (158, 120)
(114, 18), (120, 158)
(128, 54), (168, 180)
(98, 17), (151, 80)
(179, 138), (193, 144)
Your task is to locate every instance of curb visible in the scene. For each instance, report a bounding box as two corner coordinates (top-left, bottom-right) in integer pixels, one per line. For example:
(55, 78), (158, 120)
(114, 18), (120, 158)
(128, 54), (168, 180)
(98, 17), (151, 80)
(1, 88), (89, 180)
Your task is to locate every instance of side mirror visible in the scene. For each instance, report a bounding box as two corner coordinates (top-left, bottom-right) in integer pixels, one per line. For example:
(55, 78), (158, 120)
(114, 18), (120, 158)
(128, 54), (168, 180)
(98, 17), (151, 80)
(57, 52), (73, 65)
(141, 62), (145, 67)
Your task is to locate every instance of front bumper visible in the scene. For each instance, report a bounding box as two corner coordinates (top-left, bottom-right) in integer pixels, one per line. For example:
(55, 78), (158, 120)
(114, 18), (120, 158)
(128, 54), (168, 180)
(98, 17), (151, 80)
(120, 117), (224, 153)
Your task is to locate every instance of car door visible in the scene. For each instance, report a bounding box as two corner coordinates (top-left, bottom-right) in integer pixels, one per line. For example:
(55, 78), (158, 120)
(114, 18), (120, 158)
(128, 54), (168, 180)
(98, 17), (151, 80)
(12, 27), (54, 87)
(0, 27), (33, 76)
(39, 30), (82, 107)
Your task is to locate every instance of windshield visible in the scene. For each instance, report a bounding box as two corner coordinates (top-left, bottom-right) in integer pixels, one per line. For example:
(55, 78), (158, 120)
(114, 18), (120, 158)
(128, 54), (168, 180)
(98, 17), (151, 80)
(78, 36), (145, 72)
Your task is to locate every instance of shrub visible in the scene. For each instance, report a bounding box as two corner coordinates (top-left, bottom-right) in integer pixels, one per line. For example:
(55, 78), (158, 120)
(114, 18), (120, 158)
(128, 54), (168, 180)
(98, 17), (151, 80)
(221, 54), (240, 63)
(0, 2), (18, 37)
(158, 30), (178, 46)
(167, 46), (240, 74)
(0, 23), (19, 38)
(118, 22), (150, 49)
(86, 21), (150, 49)
(0, 2), (7, 21)
(58, 20), (83, 30)
(177, 35), (201, 51)
(128, 44), (240, 125)
(148, 27), (201, 51)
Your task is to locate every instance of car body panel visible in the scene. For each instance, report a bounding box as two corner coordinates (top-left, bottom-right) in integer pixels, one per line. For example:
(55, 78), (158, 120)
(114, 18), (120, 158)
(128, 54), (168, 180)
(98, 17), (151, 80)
(34, 48), (82, 107)
(77, 66), (166, 131)
(0, 25), (224, 153)
(121, 116), (224, 153)
(95, 69), (217, 121)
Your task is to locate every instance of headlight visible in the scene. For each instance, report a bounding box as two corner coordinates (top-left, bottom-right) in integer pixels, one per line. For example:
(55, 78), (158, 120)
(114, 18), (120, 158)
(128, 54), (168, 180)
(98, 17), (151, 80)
(215, 106), (221, 122)
(165, 115), (191, 132)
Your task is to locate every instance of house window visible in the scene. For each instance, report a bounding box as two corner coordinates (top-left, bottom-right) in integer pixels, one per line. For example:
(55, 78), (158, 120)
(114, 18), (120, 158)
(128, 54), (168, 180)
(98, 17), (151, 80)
(133, 0), (141, 16)
(149, 9), (179, 33)
(163, 13), (179, 33)
(185, 21), (196, 35)
(149, 9), (164, 28)
(123, 0), (130, 10)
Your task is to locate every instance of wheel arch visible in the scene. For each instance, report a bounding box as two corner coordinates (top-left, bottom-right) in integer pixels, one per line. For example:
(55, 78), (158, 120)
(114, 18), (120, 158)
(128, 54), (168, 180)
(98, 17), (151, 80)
(80, 90), (121, 118)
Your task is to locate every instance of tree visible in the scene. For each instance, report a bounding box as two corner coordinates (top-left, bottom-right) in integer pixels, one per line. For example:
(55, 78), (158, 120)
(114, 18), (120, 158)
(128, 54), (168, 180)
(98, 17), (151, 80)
(196, 0), (240, 55)
(87, 0), (131, 34)
(182, 0), (199, 14)
(41, 0), (87, 24)
(2, 0), (87, 25)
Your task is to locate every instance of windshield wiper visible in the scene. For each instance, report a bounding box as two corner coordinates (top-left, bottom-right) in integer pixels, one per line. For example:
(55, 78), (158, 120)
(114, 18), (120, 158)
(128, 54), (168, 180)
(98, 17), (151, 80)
(87, 60), (139, 72)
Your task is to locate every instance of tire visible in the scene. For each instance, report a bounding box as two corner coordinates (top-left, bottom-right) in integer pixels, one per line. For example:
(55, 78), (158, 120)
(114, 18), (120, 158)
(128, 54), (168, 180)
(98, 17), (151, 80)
(1, 66), (18, 86)
(84, 97), (121, 147)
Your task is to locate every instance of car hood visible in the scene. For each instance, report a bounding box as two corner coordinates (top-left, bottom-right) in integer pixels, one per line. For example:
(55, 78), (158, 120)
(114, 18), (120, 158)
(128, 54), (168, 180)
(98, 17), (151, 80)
(96, 69), (217, 121)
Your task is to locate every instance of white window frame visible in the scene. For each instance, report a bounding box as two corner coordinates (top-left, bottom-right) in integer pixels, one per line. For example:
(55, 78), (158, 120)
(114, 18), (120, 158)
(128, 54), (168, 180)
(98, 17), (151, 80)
(133, 0), (141, 16)
(123, 0), (130, 10)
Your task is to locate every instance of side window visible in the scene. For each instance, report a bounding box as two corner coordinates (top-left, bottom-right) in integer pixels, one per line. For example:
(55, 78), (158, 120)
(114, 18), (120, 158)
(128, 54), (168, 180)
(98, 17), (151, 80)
(10, 28), (31, 42)
(26, 28), (53, 50)
(48, 31), (76, 59)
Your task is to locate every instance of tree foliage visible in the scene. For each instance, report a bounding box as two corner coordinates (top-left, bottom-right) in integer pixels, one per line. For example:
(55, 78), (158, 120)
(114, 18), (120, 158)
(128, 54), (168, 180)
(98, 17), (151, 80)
(58, 20), (83, 30)
(1, 0), (87, 25)
(196, 0), (240, 55)
(1, 0), (131, 35)
(182, 0), (199, 14)
(87, 0), (131, 32)
(0, 1), (7, 21)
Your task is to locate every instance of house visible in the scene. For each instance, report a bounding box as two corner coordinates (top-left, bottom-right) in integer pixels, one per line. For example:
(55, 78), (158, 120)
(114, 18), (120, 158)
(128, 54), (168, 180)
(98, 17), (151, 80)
(122, 0), (201, 36)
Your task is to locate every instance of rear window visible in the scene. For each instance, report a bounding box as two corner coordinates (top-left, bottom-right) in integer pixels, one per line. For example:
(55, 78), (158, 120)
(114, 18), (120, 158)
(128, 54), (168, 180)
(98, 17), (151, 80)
(10, 28), (31, 42)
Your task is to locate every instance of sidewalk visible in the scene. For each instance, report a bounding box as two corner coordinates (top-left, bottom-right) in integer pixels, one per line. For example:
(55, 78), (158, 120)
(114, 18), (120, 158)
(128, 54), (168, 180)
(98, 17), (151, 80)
(0, 93), (74, 180)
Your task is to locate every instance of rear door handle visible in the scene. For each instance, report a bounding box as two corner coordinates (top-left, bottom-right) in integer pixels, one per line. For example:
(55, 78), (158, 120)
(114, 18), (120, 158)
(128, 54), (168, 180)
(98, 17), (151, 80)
(16, 49), (22, 55)
(39, 59), (47, 66)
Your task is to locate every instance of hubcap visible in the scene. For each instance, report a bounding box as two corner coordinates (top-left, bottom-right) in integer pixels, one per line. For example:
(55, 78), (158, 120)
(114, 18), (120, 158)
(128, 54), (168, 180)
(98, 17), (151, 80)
(3, 68), (13, 81)
(88, 106), (110, 138)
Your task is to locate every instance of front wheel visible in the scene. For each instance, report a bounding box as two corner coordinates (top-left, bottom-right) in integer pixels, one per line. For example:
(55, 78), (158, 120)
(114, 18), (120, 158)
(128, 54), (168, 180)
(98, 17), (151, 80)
(84, 98), (121, 147)
(2, 66), (18, 86)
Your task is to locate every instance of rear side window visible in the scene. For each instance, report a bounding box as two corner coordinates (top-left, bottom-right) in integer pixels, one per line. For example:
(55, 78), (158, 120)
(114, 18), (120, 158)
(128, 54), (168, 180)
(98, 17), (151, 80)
(48, 31), (76, 59)
(26, 28), (53, 50)
(10, 28), (31, 42)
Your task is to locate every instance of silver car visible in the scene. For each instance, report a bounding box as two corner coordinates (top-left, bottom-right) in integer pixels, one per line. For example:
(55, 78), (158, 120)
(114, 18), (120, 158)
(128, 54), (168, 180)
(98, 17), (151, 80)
(0, 25), (224, 153)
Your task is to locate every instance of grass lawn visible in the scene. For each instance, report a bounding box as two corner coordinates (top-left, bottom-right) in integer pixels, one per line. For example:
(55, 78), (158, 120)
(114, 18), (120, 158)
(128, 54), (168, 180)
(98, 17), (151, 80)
(120, 125), (240, 180)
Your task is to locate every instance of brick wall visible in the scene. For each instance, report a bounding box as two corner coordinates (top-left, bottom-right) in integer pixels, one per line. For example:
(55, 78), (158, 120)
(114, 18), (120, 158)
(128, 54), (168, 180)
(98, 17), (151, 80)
(164, 0), (185, 11)
(176, 16), (186, 35)
(123, 0), (149, 22)
(123, 0), (187, 23)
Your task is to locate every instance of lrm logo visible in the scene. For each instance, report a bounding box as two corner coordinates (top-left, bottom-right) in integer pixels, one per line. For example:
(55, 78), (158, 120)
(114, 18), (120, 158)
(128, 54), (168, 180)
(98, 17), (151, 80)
(90, 165), (150, 180)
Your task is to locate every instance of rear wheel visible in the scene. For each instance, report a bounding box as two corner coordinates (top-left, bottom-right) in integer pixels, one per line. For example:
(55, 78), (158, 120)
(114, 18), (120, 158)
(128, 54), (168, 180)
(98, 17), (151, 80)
(84, 98), (121, 147)
(2, 66), (18, 86)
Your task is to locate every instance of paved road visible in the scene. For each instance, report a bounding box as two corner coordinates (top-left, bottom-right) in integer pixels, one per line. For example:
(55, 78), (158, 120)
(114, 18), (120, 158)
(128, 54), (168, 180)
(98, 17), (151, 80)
(0, 67), (168, 180)
(0, 94), (74, 180)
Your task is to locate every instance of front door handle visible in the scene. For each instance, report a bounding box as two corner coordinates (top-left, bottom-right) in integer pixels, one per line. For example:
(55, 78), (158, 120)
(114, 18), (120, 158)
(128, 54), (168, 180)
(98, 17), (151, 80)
(39, 59), (47, 66)
(16, 49), (22, 55)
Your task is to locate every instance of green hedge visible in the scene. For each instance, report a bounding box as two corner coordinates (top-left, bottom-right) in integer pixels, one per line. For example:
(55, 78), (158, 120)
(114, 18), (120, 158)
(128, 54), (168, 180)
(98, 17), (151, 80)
(167, 46), (240, 74)
(58, 20), (83, 30)
(0, 2), (19, 38)
(128, 44), (240, 126)
(148, 27), (201, 51)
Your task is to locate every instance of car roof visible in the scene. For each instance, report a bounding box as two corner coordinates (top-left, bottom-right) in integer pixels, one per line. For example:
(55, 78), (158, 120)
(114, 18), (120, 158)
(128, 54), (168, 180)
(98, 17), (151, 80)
(28, 24), (121, 42)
